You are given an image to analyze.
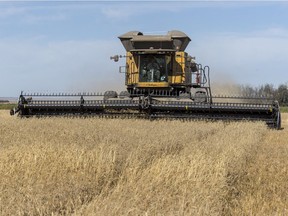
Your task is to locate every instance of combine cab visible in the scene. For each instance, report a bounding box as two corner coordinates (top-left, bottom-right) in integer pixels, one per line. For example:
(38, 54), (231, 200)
(10, 31), (281, 129)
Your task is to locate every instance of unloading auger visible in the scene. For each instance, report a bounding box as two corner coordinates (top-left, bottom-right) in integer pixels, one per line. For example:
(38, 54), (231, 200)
(10, 30), (281, 129)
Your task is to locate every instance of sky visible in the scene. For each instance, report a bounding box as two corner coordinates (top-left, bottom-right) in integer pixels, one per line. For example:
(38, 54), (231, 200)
(0, 1), (288, 97)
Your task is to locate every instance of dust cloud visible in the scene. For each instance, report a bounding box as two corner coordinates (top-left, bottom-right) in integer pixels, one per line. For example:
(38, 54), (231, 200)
(210, 72), (241, 96)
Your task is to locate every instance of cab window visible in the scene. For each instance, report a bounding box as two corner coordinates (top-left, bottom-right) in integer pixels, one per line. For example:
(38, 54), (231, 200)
(139, 54), (169, 82)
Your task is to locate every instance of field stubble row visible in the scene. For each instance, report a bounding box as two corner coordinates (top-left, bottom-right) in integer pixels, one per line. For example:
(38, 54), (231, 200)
(0, 110), (287, 215)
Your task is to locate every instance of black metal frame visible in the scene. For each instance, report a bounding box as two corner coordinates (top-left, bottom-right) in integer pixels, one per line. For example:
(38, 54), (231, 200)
(10, 91), (281, 129)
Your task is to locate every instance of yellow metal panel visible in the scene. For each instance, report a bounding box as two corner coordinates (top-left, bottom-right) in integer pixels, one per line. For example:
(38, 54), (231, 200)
(137, 82), (169, 88)
(126, 52), (139, 85)
(172, 51), (186, 84)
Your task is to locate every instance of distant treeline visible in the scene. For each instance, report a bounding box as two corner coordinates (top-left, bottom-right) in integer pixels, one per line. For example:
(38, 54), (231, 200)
(0, 100), (9, 103)
(239, 83), (288, 106)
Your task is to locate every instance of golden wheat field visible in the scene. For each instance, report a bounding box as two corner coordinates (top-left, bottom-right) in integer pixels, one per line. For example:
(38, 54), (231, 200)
(0, 110), (287, 216)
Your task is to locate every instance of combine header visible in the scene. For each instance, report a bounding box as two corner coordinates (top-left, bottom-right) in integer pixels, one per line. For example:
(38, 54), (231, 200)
(10, 31), (281, 129)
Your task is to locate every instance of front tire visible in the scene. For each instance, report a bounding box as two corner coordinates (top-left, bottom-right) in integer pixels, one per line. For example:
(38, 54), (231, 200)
(194, 91), (207, 103)
(104, 91), (118, 100)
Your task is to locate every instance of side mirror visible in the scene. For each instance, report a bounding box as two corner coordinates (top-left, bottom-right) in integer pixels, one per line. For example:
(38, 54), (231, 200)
(110, 55), (123, 62)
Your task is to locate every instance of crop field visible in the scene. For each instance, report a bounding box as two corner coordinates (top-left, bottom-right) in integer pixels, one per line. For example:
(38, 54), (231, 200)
(0, 110), (287, 215)
(0, 103), (16, 110)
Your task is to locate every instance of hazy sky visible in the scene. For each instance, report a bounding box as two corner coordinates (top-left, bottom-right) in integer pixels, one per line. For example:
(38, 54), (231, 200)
(0, 1), (288, 96)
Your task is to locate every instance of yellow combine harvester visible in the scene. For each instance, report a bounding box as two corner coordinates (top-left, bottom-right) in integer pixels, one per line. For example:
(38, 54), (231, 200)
(10, 30), (281, 129)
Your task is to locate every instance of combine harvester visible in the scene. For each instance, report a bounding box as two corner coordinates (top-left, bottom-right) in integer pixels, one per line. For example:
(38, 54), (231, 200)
(10, 31), (281, 129)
